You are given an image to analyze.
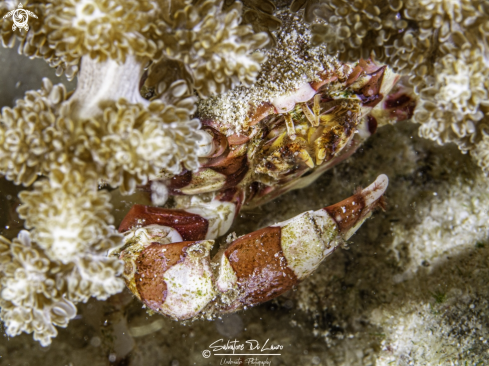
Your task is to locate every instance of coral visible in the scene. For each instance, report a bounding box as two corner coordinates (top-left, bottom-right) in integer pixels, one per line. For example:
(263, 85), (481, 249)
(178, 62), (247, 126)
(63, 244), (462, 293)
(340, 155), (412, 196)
(1, 0), (46, 52)
(0, 231), (76, 346)
(1, 0), (74, 79)
(471, 129), (489, 174)
(305, 0), (488, 80)
(157, 0), (268, 98)
(45, 0), (158, 77)
(0, 77), (209, 194)
(141, 58), (195, 102)
(64, 252), (125, 303)
(0, 0), (269, 346)
(0, 78), (66, 186)
(17, 172), (116, 264)
(228, 0), (282, 47)
(414, 50), (489, 151)
(1, 0), (163, 80)
(2, 0), (269, 92)
(290, 0), (320, 22)
(0, 229), (124, 346)
(0, 169), (125, 345)
(91, 99), (205, 193)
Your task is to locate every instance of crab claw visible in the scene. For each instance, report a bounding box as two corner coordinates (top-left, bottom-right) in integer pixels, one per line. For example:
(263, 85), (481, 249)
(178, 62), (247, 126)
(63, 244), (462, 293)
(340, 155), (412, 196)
(115, 175), (388, 320)
(324, 174), (388, 240)
(215, 175), (389, 312)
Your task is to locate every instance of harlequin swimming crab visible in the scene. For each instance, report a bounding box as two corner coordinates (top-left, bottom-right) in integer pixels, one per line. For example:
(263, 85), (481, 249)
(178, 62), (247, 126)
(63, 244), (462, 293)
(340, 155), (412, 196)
(113, 58), (415, 321)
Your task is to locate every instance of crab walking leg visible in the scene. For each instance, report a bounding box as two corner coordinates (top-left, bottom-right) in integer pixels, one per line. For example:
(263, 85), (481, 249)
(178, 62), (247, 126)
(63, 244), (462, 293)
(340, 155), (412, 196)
(118, 198), (237, 241)
(117, 175), (388, 320)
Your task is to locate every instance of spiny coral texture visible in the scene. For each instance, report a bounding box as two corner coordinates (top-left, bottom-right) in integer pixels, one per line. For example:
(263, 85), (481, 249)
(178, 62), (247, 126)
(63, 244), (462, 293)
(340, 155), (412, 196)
(0, 170), (125, 346)
(17, 173), (117, 264)
(297, 0), (489, 173)
(0, 78), (206, 193)
(198, 11), (344, 134)
(0, 0), (270, 347)
(1, 0), (269, 91)
(158, 0), (268, 97)
(0, 227), (124, 346)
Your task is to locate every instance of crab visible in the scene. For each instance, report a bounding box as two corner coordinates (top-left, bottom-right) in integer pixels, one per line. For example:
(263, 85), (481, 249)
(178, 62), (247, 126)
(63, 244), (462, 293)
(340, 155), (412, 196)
(113, 58), (416, 321)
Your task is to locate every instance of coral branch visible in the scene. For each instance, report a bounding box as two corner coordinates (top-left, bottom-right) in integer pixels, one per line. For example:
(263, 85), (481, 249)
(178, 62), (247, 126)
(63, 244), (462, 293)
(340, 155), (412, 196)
(68, 54), (149, 118)
(157, 0), (269, 97)
(0, 0), (269, 348)
(0, 230), (116, 346)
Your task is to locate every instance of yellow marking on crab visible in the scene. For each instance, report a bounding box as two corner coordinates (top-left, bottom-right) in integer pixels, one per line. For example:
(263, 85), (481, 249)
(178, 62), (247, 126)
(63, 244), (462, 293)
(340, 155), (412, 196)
(306, 125), (320, 143)
(316, 147), (326, 166)
(313, 94), (321, 126)
(301, 103), (318, 127)
(297, 149), (315, 168)
(270, 130), (288, 150)
(284, 114), (297, 140)
(320, 113), (338, 126)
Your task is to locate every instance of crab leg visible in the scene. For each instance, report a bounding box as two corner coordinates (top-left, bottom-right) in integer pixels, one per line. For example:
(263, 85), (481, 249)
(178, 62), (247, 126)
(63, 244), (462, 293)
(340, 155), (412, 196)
(312, 94), (321, 126)
(301, 103), (318, 127)
(284, 113), (297, 140)
(116, 175), (388, 320)
(118, 196), (237, 241)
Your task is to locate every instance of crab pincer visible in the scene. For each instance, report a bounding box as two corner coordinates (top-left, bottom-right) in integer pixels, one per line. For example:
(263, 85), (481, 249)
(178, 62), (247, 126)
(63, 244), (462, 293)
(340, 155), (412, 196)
(115, 175), (388, 320)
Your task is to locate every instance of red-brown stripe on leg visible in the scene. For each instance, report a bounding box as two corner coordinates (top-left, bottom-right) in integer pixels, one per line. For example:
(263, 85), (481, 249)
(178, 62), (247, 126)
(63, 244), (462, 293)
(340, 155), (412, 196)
(119, 204), (209, 241)
(223, 227), (298, 310)
(324, 174), (388, 240)
(135, 241), (192, 312)
(130, 239), (216, 320)
(324, 193), (366, 233)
